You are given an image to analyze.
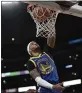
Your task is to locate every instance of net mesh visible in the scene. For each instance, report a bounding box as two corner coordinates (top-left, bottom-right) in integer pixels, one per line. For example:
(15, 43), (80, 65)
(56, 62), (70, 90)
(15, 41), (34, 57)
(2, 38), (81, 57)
(27, 5), (59, 38)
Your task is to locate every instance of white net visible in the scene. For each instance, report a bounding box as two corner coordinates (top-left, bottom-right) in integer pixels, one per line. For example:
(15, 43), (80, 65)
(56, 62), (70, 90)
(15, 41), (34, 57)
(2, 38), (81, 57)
(27, 5), (59, 38)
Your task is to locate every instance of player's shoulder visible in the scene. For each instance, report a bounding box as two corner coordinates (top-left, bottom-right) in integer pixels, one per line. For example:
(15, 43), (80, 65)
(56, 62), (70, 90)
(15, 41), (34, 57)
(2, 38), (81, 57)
(27, 59), (36, 72)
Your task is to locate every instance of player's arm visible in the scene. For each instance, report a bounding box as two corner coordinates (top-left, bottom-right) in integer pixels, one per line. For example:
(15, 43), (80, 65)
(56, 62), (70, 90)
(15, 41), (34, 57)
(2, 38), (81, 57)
(29, 68), (53, 89)
(55, 1), (77, 9)
(29, 68), (64, 91)
(47, 32), (56, 48)
(47, 2), (77, 48)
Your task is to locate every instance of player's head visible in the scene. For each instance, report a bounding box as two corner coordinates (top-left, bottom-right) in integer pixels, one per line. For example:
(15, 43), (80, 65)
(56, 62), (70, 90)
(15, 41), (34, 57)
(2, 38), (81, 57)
(27, 41), (41, 56)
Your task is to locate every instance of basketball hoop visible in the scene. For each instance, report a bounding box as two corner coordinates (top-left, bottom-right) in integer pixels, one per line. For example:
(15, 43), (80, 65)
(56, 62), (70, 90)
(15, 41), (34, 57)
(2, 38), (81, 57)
(27, 5), (59, 38)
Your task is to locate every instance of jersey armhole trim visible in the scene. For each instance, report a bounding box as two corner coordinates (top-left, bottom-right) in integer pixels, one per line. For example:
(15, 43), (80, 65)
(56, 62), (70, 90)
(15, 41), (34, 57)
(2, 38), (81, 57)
(29, 59), (36, 67)
(43, 52), (54, 62)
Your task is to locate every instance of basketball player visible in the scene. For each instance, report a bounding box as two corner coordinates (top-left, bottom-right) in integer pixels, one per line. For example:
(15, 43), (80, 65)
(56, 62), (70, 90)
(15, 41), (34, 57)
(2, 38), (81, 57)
(26, 4), (66, 93)
(27, 34), (66, 93)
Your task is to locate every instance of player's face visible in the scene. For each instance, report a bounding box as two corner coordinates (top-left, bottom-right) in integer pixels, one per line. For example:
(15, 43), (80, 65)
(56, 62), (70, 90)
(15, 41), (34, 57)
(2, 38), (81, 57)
(29, 41), (40, 51)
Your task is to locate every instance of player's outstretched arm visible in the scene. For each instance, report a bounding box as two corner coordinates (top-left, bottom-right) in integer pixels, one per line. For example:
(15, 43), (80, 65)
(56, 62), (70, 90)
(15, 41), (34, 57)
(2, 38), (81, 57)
(29, 68), (64, 91)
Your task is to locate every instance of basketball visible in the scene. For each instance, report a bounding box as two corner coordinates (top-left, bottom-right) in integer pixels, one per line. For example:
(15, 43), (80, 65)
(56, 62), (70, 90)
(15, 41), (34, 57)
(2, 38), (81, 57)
(33, 6), (52, 21)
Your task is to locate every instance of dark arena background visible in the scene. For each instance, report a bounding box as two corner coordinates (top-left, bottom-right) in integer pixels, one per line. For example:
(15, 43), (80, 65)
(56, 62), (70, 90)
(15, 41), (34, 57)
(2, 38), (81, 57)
(1, 1), (82, 93)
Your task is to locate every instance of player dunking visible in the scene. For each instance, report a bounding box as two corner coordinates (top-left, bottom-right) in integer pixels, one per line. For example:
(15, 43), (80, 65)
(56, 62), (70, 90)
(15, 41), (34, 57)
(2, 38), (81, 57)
(26, 4), (66, 93)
